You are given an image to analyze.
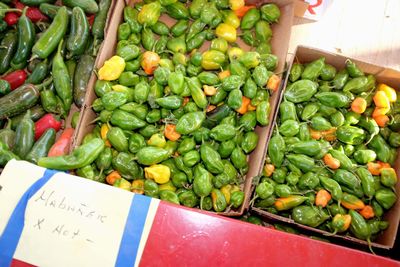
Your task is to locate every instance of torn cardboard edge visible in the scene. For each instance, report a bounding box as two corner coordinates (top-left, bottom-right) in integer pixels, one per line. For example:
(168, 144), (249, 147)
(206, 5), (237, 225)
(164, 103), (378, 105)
(71, 0), (295, 216)
(251, 45), (400, 249)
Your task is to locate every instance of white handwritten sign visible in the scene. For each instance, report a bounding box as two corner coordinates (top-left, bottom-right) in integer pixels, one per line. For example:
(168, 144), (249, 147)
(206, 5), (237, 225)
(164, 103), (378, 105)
(0, 160), (159, 267)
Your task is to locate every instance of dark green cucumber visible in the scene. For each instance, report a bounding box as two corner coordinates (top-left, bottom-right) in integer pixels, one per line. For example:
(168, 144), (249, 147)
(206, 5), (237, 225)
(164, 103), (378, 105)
(0, 84), (40, 120)
(73, 54), (94, 108)
(0, 31), (18, 74)
(62, 0), (98, 14)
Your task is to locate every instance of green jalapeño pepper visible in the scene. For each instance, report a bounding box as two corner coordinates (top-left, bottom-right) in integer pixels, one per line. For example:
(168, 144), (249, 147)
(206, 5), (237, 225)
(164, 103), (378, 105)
(13, 111), (35, 159)
(66, 7), (89, 57)
(25, 128), (56, 164)
(32, 6), (69, 59)
(38, 138), (105, 170)
(53, 41), (72, 114)
(11, 8), (35, 70)
(0, 141), (20, 167)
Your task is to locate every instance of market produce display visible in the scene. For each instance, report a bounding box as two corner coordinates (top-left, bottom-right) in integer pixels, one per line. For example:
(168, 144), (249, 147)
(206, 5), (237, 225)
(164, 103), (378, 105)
(37, 0), (283, 213)
(0, 0), (112, 166)
(253, 57), (399, 248)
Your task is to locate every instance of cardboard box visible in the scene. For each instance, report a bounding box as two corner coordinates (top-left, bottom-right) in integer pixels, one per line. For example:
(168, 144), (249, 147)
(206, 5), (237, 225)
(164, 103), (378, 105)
(1, 160), (399, 266)
(252, 45), (400, 249)
(71, 0), (295, 216)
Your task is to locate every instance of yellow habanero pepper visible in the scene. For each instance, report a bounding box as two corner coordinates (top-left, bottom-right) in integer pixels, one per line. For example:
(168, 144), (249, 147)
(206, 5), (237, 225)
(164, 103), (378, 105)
(229, 0), (244, 11)
(158, 181), (177, 192)
(377, 83), (397, 102)
(98, 56), (126, 81)
(147, 133), (167, 148)
(131, 179), (145, 194)
(113, 178), (132, 191)
(215, 23), (237, 43)
(227, 47), (244, 62)
(145, 164), (171, 184)
(100, 124), (112, 147)
(223, 10), (240, 29)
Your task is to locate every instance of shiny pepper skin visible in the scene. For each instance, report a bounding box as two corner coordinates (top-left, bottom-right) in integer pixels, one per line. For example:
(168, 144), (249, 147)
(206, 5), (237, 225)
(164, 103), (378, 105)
(99, 56), (125, 81)
(215, 23), (237, 43)
(145, 164), (171, 184)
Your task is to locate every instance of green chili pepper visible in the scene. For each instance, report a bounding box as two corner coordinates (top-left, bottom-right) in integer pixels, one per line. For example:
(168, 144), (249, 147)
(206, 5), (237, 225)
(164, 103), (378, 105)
(67, 7), (89, 57)
(301, 57), (325, 80)
(201, 49), (226, 70)
(320, 176), (343, 201)
(355, 167), (375, 199)
(336, 126), (365, 145)
(255, 20), (272, 44)
(292, 205), (329, 227)
(333, 169), (361, 190)
(52, 41), (72, 114)
(11, 8), (35, 70)
(38, 138), (104, 170)
(241, 8), (260, 30)
(193, 165), (213, 209)
(343, 76), (368, 93)
(241, 132), (259, 154)
(13, 111), (35, 159)
(371, 200), (384, 217)
(256, 181), (274, 199)
(319, 64), (337, 81)
(375, 188), (397, 210)
(279, 120), (299, 137)
(25, 128), (56, 164)
(368, 135), (392, 163)
(329, 149), (353, 170)
(0, 31), (18, 75)
(353, 150), (376, 164)
(286, 154), (315, 173)
(117, 43), (140, 62)
(231, 146), (247, 170)
(380, 168), (397, 188)
(210, 188), (226, 212)
(143, 179), (159, 197)
(0, 141), (20, 167)
(200, 143), (224, 174)
(349, 210), (371, 243)
(284, 80), (318, 103)
(136, 146), (170, 166)
(166, 2), (189, 20)
(268, 133), (285, 168)
(32, 6), (68, 59)
(345, 59), (364, 78)
(298, 172), (319, 190)
(0, 120), (15, 150)
(177, 189), (198, 208)
(107, 127), (128, 152)
(311, 116), (332, 131)
(279, 100), (297, 122)
(261, 3), (281, 22)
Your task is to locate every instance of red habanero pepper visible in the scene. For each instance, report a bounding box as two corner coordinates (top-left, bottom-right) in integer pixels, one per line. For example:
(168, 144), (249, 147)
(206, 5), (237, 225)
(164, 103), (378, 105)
(48, 128), (74, 157)
(34, 113), (62, 140)
(2, 70), (27, 90)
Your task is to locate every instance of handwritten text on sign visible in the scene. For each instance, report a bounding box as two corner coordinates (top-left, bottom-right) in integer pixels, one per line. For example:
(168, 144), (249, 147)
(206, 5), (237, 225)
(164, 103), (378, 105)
(0, 161), (135, 267)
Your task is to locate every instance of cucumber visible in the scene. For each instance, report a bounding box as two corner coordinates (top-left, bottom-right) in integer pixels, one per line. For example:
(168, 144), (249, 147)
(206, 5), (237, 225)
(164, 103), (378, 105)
(62, 0), (98, 14)
(0, 84), (40, 120)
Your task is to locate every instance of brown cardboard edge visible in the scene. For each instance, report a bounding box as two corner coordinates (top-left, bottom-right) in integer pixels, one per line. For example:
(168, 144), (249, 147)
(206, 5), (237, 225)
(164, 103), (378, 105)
(251, 44), (400, 249)
(73, 0), (295, 217)
(251, 207), (390, 250)
(70, 0), (117, 151)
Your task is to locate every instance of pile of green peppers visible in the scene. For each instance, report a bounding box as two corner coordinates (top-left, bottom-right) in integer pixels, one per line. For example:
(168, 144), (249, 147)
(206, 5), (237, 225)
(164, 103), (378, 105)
(0, 1), (112, 131)
(254, 57), (399, 245)
(38, 0), (283, 213)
